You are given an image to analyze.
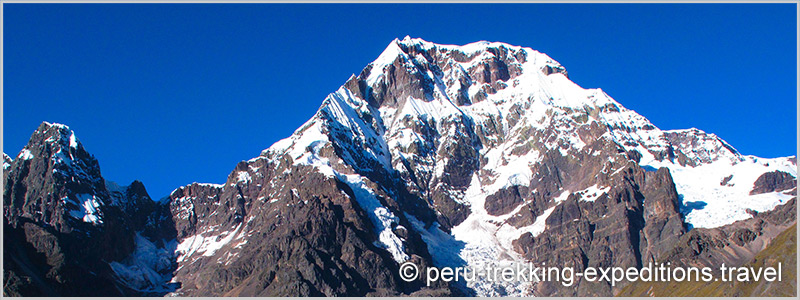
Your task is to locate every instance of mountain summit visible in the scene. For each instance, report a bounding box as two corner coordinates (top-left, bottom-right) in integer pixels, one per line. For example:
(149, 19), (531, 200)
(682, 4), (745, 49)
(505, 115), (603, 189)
(4, 38), (796, 297)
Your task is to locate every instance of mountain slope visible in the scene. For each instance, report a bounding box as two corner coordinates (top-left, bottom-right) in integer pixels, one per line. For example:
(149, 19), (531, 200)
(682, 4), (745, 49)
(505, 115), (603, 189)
(617, 222), (797, 297)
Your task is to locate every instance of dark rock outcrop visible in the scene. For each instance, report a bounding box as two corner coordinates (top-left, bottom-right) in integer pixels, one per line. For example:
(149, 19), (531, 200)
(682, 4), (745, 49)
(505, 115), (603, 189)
(750, 170), (796, 195)
(484, 185), (526, 216)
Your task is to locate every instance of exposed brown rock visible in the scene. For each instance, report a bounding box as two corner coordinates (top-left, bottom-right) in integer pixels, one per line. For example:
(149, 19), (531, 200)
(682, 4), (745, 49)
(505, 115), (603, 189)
(750, 170), (796, 195)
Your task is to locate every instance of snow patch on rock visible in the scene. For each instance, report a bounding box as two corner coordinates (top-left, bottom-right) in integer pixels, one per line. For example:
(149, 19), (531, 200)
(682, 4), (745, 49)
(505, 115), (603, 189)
(18, 149), (34, 160)
(65, 193), (103, 224)
(175, 223), (244, 263)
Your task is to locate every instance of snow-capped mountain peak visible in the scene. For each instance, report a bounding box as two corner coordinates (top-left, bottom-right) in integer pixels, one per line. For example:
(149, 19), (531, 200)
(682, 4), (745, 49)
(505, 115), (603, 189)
(5, 122), (108, 227)
(257, 38), (790, 214)
(243, 38), (796, 295)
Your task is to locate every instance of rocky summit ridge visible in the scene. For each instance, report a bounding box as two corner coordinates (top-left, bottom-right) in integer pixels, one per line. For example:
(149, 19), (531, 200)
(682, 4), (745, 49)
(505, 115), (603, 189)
(3, 37), (796, 297)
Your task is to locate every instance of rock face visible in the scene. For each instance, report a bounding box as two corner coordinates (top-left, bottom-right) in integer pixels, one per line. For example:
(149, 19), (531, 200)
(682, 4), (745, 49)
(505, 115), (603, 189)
(509, 164), (686, 296)
(164, 164), (448, 296)
(750, 170), (796, 195)
(4, 37), (797, 297)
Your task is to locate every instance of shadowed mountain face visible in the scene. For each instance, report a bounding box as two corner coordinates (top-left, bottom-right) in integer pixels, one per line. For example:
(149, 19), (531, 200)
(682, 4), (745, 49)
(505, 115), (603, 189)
(3, 122), (177, 296)
(3, 38), (796, 297)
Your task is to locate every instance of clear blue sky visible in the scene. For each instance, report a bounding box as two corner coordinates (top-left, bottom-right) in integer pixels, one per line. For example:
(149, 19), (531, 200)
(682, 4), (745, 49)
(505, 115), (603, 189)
(3, 4), (797, 198)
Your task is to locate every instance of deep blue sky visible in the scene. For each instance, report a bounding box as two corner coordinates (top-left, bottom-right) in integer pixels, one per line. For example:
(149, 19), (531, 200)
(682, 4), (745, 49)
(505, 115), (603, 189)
(4, 4), (797, 198)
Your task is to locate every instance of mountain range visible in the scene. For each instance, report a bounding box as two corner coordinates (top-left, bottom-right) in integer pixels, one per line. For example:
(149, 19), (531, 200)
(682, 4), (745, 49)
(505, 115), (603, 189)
(3, 37), (796, 297)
